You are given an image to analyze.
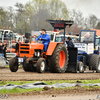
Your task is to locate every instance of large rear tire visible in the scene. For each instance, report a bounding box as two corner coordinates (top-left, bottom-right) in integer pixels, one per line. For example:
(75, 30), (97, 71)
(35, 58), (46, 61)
(36, 58), (46, 73)
(89, 54), (100, 73)
(9, 57), (18, 72)
(48, 44), (68, 73)
(22, 56), (36, 72)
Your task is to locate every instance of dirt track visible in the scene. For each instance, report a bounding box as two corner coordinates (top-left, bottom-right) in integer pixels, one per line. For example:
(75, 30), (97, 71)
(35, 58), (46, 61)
(1, 67), (100, 100)
(0, 68), (100, 81)
(2, 87), (100, 100)
(3, 91), (100, 100)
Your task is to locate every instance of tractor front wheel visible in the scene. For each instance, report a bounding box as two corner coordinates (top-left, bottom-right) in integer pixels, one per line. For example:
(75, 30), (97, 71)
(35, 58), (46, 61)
(36, 58), (46, 73)
(9, 57), (18, 72)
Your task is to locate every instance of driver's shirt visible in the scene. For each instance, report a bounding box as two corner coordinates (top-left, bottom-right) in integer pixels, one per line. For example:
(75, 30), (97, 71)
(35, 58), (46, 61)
(35, 33), (50, 44)
(84, 36), (92, 43)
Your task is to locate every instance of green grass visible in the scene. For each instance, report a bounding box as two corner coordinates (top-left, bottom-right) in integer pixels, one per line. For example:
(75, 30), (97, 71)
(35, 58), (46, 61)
(0, 80), (76, 86)
(1, 79), (100, 86)
(0, 81), (36, 85)
(5, 65), (22, 68)
(5, 65), (9, 67)
(44, 79), (100, 85)
(0, 88), (43, 94)
(82, 86), (100, 89)
(79, 79), (100, 84)
(0, 87), (78, 94)
(0, 79), (100, 94)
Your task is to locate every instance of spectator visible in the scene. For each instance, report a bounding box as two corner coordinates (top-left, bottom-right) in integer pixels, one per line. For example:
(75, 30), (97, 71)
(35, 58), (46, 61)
(66, 37), (74, 48)
(3, 43), (7, 59)
(77, 39), (79, 42)
(4, 32), (7, 40)
(0, 41), (4, 57)
(15, 40), (20, 54)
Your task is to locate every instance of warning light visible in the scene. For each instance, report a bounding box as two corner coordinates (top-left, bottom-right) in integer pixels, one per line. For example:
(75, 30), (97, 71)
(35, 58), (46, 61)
(56, 18), (57, 20)
(54, 23), (64, 28)
(9, 27), (11, 30)
(62, 18), (64, 20)
(3, 27), (5, 29)
(54, 29), (57, 32)
(68, 24), (70, 27)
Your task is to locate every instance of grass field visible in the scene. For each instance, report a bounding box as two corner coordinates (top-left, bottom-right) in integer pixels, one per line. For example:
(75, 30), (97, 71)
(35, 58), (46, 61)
(1, 79), (100, 85)
(5, 65), (22, 68)
(0, 79), (100, 94)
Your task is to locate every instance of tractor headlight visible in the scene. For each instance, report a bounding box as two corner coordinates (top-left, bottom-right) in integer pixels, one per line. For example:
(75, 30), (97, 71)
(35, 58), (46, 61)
(34, 51), (40, 57)
(34, 51), (37, 56)
(37, 51), (40, 57)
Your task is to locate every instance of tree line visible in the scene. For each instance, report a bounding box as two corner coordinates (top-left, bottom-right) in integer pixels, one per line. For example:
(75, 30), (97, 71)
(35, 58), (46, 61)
(0, 0), (100, 34)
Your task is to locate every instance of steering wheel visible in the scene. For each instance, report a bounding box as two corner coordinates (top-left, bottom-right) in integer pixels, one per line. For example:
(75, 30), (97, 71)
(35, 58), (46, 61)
(35, 39), (42, 43)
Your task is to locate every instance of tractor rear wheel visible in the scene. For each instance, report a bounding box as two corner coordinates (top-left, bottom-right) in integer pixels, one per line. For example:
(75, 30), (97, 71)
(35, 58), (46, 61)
(48, 44), (68, 73)
(9, 57), (18, 72)
(77, 61), (84, 73)
(89, 54), (100, 73)
(22, 56), (36, 72)
(36, 58), (46, 73)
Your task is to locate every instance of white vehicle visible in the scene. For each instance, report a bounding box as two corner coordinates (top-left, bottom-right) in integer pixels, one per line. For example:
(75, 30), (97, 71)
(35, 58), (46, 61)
(46, 31), (78, 47)
(15, 35), (25, 42)
(0, 29), (15, 42)
(32, 30), (78, 43)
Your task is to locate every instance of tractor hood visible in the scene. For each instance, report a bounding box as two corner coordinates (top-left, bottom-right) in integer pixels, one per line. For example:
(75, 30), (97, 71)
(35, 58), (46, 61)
(20, 43), (44, 50)
(30, 43), (44, 50)
(19, 43), (44, 57)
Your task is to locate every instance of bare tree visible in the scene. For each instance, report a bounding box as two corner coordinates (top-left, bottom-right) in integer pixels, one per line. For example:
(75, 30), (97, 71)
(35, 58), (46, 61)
(87, 14), (98, 29)
(14, 3), (30, 34)
(95, 21), (100, 29)
(68, 9), (84, 28)
(48, 0), (68, 19)
(0, 7), (7, 28)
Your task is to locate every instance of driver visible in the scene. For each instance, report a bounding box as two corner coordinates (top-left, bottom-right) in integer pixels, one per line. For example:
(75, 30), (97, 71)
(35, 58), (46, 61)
(83, 32), (92, 43)
(35, 29), (50, 52)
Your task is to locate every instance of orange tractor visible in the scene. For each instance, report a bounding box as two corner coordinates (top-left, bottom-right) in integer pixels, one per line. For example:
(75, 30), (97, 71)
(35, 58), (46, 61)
(9, 19), (74, 73)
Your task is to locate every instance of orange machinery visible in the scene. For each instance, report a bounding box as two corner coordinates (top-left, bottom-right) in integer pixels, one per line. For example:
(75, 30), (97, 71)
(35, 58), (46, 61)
(9, 19), (74, 73)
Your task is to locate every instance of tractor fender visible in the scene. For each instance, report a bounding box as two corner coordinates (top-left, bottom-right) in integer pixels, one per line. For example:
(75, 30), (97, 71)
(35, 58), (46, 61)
(46, 42), (64, 56)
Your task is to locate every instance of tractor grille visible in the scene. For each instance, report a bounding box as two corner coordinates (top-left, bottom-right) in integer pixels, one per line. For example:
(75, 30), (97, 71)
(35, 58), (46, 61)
(21, 44), (29, 46)
(20, 51), (29, 53)
(20, 44), (29, 54)
(20, 48), (29, 50)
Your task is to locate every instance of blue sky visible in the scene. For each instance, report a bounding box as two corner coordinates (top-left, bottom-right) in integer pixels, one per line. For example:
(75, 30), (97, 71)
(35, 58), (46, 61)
(0, 0), (100, 18)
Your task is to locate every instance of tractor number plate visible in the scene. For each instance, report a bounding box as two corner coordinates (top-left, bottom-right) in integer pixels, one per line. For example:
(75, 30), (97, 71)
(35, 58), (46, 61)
(18, 58), (23, 62)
